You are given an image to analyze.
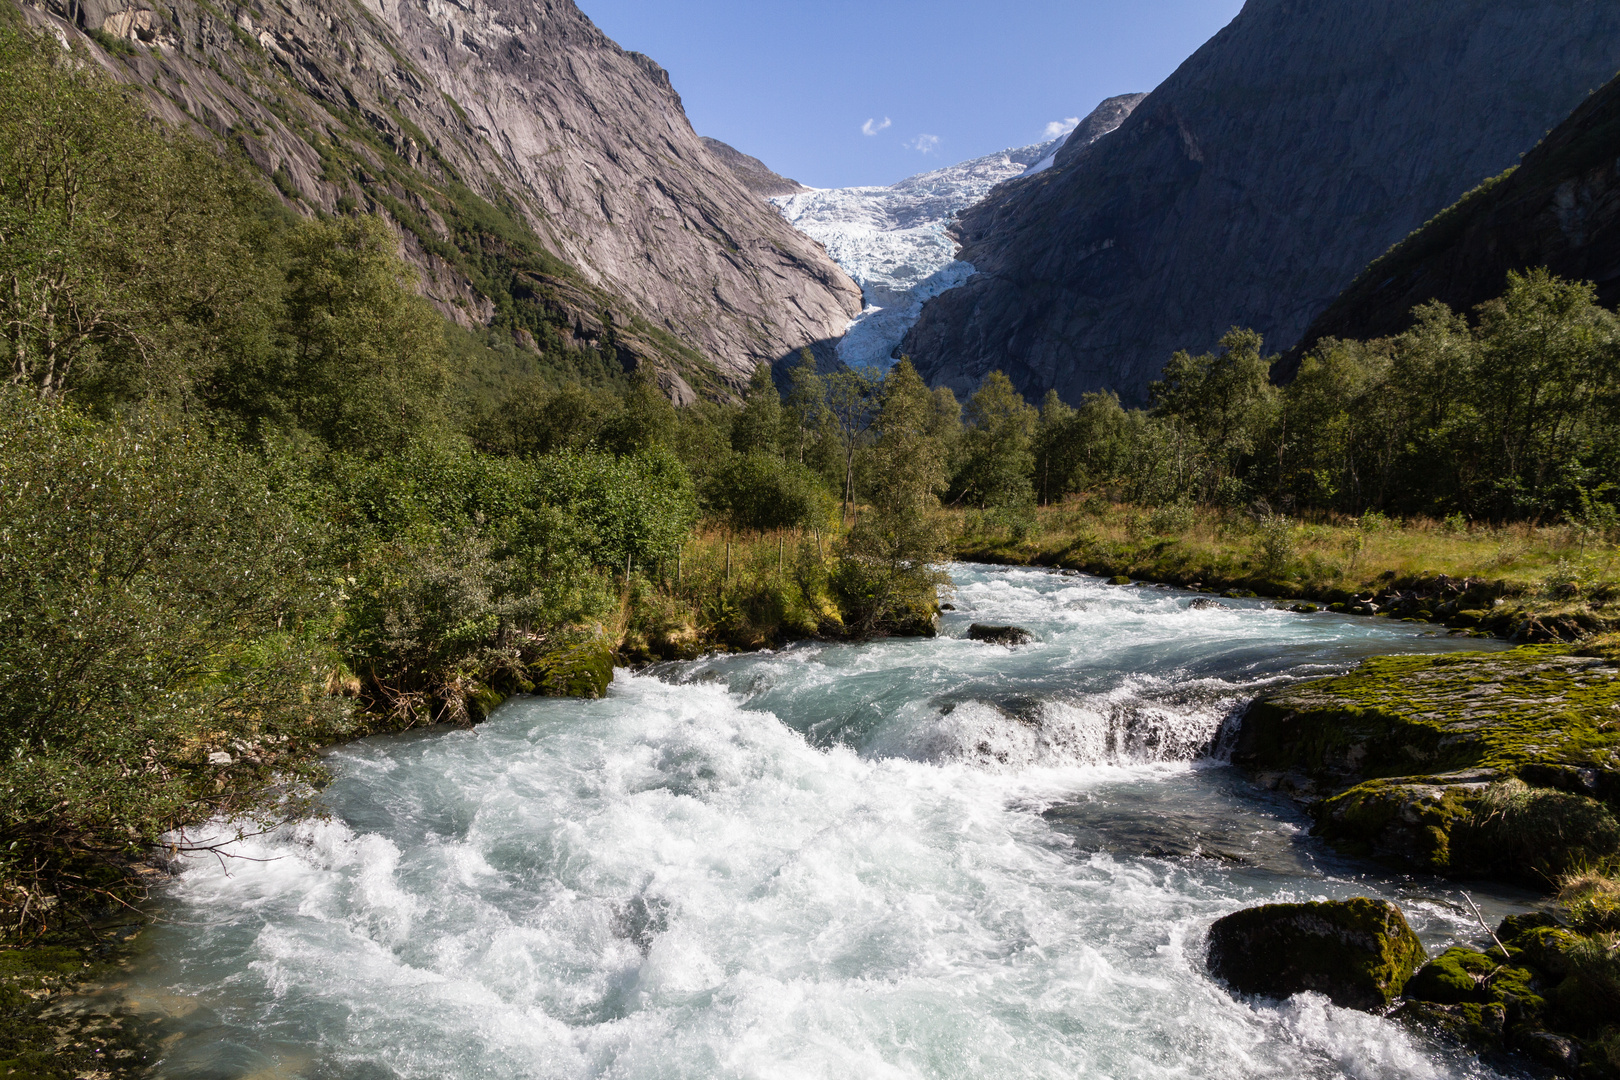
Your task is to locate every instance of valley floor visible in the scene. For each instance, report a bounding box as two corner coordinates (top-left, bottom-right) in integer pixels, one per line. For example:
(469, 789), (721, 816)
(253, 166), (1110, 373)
(952, 501), (1620, 652)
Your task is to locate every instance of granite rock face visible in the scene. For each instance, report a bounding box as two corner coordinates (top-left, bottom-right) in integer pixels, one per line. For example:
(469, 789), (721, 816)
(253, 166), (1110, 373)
(701, 137), (807, 199)
(13, 0), (860, 394)
(902, 0), (1620, 405)
(1296, 69), (1620, 360)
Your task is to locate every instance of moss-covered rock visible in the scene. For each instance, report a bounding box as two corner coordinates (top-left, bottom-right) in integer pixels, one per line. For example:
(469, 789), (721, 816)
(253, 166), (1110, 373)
(1406, 947), (1543, 1019)
(1396, 999), (1508, 1046)
(1233, 647), (1620, 880)
(1313, 772), (1490, 870)
(1389, 886), (1620, 1077)
(529, 638), (614, 698)
(1205, 898), (1427, 1010)
(1313, 775), (1620, 878)
(1235, 647), (1620, 791)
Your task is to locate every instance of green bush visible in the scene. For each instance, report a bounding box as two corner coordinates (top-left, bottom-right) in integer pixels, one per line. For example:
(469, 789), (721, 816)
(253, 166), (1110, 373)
(0, 391), (342, 891)
(529, 446), (698, 569)
(1256, 514), (1298, 576)
(702, 452), (836, 532)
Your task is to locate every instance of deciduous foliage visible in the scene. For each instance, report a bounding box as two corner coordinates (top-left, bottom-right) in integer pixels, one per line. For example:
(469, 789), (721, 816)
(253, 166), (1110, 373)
(276, 216), (450, 454)
(1031, 272), (1620, 524)
(0, 389), (341, 877)
(840, 361), (952, 634)
(953, 370), (1037, 511)
(0, 27), (266, 404)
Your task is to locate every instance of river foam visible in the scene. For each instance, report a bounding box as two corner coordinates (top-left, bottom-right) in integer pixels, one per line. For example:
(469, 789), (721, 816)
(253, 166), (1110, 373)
(134, 566), (1526, 1079)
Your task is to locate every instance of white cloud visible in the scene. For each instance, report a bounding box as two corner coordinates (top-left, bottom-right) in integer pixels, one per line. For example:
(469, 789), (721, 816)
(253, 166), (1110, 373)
(861, 117), (892, 137)
(1043, 117), (1081, 140)
(907, 134), (941, 154)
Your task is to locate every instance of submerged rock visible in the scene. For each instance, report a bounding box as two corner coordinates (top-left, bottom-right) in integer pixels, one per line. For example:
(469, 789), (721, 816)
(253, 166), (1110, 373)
(968, 624), (1034, 646)
(1206, 898), (1427, 1010)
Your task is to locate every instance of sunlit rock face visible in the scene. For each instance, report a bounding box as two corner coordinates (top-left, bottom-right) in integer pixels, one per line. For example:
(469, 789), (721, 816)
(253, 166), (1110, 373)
(770, 95), (1144, 370)
(901, 0), (1620, 405)
(16, 0), (862, 393)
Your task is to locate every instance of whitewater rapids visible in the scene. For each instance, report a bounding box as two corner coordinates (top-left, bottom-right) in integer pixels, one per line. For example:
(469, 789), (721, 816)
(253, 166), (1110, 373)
(131, 565), (1533, 1079)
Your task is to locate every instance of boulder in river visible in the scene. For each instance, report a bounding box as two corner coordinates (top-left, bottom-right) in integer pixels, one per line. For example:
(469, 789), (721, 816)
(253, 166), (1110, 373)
(1230, 647), (1620, 882)
(1206, 898), (1427, 1010)
(968, 624), (1034, 646)
(1316, 774), (1620, 880)
(529, 638), (615, 698)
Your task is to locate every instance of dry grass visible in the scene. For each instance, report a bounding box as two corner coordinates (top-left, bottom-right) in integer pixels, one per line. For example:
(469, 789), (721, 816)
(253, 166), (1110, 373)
(952, 499), (1620, 633)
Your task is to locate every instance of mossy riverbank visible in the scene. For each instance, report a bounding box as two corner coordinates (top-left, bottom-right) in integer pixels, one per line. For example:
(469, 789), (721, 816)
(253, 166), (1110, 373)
(1220, 641), (1620, 1074)
(1235, 646), (1620, 882)
(955, 501), (1620, 644)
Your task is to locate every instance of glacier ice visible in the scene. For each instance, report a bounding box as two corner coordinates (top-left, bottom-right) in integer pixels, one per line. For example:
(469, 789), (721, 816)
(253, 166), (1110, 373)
(772, 138), (1063, 371)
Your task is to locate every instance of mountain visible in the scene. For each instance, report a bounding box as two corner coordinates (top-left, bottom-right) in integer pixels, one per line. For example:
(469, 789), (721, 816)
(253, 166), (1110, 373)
(12, 0), (860, 399)
(1296, 69), (1620, 357)
(901, 0), (1620, 405)
(772, 94), (1143, 370)
(701, 137), (807, 198)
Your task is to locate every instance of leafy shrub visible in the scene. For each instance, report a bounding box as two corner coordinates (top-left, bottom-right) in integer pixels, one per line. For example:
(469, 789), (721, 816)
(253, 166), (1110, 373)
(0, 391), (341, 891)
(529, 447), (697, 569)
(1255, 514), (1298, 576)
(1149, 501), (1195, 535)
(701, 452), (835, 533)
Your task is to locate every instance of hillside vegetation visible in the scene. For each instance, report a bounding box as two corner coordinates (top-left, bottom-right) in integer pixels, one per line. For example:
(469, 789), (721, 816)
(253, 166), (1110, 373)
(0, 27), (946, 939)
(4, 10), (1620, 959)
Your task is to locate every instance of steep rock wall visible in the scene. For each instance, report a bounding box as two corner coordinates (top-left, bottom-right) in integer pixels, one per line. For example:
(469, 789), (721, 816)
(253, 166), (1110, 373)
(12, 0), (859, 395)
(1296, 70), (1620, 358)
(701, 137), (807, 199)
(901, 0), (1620, 405)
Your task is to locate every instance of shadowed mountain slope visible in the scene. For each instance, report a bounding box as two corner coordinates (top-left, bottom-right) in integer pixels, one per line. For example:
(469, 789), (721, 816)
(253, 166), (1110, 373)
(1296, 70), (1620, 360)
(901, 0), (1620, 405)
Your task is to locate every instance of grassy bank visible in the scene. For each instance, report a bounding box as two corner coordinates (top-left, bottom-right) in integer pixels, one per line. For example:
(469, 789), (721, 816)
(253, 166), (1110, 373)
(618, 525), (942, 661)
(954, 500), (1620, 642)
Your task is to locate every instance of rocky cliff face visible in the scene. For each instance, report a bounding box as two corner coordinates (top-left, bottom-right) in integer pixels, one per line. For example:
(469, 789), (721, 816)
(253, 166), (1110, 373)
(701, 137), (807, 199)
(1296, 70), (1620, 358)
(902, 0), (1620, 405)
(12, 0), (860, 397)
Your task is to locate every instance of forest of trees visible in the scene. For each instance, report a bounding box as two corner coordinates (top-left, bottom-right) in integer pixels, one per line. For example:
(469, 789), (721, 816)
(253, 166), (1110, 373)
(4, 19), (1620, 916)
(1032, 278), (1620, 527)
(0, 25), (961, 906)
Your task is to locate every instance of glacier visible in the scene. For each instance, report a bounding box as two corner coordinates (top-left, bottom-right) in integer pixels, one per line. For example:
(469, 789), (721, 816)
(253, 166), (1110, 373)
(772, 137), (1065, 371)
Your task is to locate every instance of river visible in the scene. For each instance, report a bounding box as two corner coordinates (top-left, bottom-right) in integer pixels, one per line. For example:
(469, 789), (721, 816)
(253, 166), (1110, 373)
(128, 564), (1538, 1079)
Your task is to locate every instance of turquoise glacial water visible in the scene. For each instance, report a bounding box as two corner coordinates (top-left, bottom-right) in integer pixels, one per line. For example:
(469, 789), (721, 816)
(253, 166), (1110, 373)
(130, 565), (1535, 1079)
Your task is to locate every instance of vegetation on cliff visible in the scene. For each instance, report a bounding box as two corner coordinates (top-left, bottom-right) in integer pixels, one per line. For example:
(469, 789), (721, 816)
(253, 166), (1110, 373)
(0, 27), (948, 939)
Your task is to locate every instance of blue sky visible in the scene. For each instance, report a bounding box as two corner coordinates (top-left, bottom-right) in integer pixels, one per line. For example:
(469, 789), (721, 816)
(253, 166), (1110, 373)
(576, 0), (1246, 189)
